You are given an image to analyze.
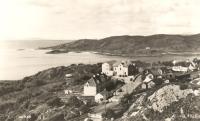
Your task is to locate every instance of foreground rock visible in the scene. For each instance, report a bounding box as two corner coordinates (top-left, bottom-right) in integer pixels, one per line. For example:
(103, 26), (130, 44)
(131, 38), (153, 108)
(122, 84), (200, 121)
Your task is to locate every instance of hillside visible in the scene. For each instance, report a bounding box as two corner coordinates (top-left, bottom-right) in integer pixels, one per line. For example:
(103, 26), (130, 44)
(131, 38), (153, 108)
(1, 62), (200, 121)
(43, 34), (200, 56)
(0, 40), (71, 50)
(0, 64), (102, 121)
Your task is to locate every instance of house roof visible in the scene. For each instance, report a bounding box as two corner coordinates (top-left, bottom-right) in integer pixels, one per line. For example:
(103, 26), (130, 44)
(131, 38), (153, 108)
(99, 90), (108, 96)
(113, 61), (121, 67)
(143, 73), (154, 83)
(97, 90), (110, 99)
(85, 78), (97, 86)
(150, 68), (163, 76)
(113, 61), (130, 67)
(174, 61), (191, 67)
(85, 74), (108, 87)
(189, 70), (200, 76)
(104, 60), (116, 65)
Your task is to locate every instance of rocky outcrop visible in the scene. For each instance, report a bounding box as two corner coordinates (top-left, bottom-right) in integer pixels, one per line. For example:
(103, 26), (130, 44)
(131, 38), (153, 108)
(123, 84), (200, 121)
(148, 84), (193, 112)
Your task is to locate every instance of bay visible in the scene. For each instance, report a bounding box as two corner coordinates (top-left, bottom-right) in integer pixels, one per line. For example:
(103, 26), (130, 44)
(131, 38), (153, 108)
(0, 41), (199, 80)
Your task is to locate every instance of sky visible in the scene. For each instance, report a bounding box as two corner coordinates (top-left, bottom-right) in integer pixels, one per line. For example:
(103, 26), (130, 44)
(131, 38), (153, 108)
(0, 0), (200, 40)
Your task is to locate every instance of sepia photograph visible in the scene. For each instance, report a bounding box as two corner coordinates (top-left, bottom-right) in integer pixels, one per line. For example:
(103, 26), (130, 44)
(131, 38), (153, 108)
(1, 0), (200, 121)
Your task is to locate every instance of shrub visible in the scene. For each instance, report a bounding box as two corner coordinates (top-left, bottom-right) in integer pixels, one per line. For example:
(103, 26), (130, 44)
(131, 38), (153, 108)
(34, 79), (46, 86)
(102, 108), (116, 119)
(120, 94), (132, 104)
(29, 113), (38, 121)
(65, 112), (79, 120)
(79, 105), (90, 114)
(180, 83), (188, 90)
(47, 97), (63, 107)
(67, 96), (83, 108)
(45, 112), (65, 121)
(0, 102), (15, 114)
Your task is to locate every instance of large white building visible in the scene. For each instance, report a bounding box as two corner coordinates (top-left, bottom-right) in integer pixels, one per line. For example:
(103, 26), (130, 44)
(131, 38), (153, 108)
(102, 61), (138, 77)
(102, 63), (113, 76)
(113, 62), (128, 77)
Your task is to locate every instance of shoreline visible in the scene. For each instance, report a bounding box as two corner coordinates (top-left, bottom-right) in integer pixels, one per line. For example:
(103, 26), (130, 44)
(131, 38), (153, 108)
(2, 49), (200, 82)
(44, 48), (200, 57)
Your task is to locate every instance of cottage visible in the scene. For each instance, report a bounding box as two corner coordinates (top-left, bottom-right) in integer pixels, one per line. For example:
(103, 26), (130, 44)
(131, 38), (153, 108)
(188, 63), (196, 71)
(95, 90), (111, 103)
(83, 74), (110, 96)
(141, 81), (155, 89)
(141, 70), (156, 89)
(65, 73), (72, 78)
(143, 73), (154, 83)
(172, 60), (197, 72)
(150, 68), (163, 79)
(18, 114), (31, 120)
(88, 113), (103, 120)
(84, 78), (98, 96)
(172, 66), (188, 72)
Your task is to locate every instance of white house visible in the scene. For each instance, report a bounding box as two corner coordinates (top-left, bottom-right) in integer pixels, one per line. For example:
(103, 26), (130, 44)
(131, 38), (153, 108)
(18, 114), (31, 120)
(65, 73), (72, 78)
(95, 93), (105, 103)
(141, 73), (155, 89)
(88, 113), (103, 120)
(143, 73), (154, 83)
(102, 63), (113, 76)
(95, 90), (111, 103)
(172, 60), (197, 72)
(84, 78), (97, 96)
(141, 81), (155, 89)
(172, 66), (188, 72)
(188, 63), (196, 71)
(113, 62), (128, 77)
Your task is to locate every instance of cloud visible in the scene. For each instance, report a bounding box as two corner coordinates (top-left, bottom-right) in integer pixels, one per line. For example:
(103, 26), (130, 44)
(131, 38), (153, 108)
(1, 0), (200, 40)
(28, 0), (53, 8)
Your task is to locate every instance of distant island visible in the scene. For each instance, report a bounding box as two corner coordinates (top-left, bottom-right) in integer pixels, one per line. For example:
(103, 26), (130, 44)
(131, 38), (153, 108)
(41, 34), (200, 57)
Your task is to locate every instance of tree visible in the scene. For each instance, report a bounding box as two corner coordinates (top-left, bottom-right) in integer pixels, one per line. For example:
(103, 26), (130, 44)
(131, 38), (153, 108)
(120, 93), (132, 104)
(79, 105), (90, 114)
(182, 94), (200, 120)
(47, 97), (63, 107)
(46, 113), (65, 121)
(102, 108), (115, 119)
(67, 96), (83, 107)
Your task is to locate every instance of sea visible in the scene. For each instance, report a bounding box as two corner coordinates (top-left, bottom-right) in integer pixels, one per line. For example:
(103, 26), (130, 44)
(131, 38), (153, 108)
(0, 40), (199, 80)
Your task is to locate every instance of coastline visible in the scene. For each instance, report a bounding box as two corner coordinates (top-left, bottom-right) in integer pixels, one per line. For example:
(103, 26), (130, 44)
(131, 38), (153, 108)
(2, 48), (200, 81)
(44, 48), (200, 57)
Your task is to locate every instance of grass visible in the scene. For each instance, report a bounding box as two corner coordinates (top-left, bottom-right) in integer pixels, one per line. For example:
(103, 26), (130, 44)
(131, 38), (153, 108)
(0, 63), (102, 121)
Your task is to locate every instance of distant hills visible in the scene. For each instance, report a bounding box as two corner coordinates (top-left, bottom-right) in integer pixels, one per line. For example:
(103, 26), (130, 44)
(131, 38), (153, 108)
(43, 34), (200, 56)
(0, 40), (74, 50)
